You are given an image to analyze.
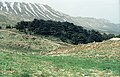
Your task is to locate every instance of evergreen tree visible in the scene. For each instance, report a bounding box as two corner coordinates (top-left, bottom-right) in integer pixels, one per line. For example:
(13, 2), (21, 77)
(15, 19), (111, 45)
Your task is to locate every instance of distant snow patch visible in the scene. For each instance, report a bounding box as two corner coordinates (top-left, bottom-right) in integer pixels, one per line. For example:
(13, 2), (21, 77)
(109, 38), (120, 41)
(18, 3), (21, 12)
(34, 4), (46, 18)
(28, 3), (39, 17)
(24, 4), (35, 16)
(3, 2), (9, 11)
(40, 5), (60, 18)
(10, 2), (14, 10)
(10, 2), (18, 14)
(46, 15), (52, 19)
(0, 6), (2, 10)
(25, 11), (30, 16)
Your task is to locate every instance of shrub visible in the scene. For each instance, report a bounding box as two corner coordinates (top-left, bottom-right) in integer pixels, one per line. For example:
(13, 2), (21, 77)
(15, 19), (111, 45)
(0, 26), (2, 29)
(6, 25), (12, 29)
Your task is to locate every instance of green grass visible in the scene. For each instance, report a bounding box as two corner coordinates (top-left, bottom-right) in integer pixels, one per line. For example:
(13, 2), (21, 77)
(42, 56), (119, 70)
(36, 56), (120, 75)
(0, 30), (120, 76)
(0, 51), (120, 77)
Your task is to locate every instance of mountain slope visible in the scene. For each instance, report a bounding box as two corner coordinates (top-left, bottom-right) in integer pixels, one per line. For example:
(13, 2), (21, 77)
(0, 1), (120, 34)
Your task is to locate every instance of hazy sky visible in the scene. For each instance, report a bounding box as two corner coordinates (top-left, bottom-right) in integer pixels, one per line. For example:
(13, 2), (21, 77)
(1, 0), (120, 24)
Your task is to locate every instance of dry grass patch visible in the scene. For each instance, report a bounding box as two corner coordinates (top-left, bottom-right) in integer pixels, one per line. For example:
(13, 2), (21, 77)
(46, 41), (120, 59)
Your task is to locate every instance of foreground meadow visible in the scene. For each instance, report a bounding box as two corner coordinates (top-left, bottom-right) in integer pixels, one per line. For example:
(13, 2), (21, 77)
(0, 30), (120, 77)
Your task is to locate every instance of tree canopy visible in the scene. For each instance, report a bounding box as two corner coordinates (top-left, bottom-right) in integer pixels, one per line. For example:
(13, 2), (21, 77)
(15, 19), (114, 45)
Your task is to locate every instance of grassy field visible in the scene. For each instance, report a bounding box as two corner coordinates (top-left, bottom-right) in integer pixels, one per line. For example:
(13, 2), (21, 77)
(0, 30), (120, 77)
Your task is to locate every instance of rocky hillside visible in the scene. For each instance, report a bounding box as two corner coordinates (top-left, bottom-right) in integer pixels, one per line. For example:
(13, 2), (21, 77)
(0, 1), (120, 34)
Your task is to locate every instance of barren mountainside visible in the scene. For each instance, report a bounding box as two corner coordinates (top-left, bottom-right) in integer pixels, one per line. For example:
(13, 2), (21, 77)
(0, 1), (120, 34)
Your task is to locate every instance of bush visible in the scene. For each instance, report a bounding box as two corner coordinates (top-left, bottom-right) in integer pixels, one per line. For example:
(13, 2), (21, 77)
(15, 19), (111, 45)
(0, 26), (2, 29)
(6, 25), (12, 29)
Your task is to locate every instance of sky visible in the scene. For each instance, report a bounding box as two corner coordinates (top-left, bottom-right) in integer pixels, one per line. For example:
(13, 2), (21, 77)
(1, 0), (120, 24)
